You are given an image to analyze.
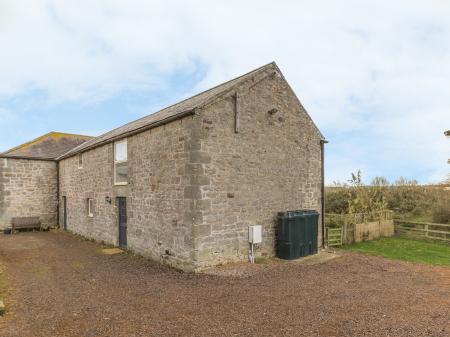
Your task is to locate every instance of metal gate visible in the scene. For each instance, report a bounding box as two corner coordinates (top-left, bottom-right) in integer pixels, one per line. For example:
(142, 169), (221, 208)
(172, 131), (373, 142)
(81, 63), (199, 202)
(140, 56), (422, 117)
(118, 197), (127, 248)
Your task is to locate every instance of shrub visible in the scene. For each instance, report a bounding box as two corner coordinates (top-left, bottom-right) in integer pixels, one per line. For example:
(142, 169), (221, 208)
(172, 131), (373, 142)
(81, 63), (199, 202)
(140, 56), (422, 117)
(326, 171), (450, 224)
(432, 204), (450, 223)
(431, 194), (450, 223)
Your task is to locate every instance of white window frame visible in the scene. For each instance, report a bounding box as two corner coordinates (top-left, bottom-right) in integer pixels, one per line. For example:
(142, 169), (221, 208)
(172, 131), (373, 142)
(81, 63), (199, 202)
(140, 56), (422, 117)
(78, 153), (83, 169)
(114, 139), (128, 186)
(88, 198), (94, 217)
(2, 158), (7, 168)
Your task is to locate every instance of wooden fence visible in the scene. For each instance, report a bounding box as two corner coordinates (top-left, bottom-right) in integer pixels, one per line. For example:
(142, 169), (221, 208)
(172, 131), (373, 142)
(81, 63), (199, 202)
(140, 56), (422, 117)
(394, 220), (450, 244)
(325, 210), (394, 246)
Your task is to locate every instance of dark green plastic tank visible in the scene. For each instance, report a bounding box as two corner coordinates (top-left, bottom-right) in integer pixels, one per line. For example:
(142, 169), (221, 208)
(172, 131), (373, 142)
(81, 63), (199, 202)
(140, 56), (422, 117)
(277, 210), (319, 260)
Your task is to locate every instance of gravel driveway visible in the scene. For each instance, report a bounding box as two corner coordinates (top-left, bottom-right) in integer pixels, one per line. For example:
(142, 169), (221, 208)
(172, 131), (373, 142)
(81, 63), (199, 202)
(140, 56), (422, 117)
(0, 231), (449, 337)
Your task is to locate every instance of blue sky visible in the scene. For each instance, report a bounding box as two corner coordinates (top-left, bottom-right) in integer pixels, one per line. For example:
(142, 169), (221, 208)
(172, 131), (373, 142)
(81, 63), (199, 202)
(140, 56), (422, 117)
(0, 1), (449, 184)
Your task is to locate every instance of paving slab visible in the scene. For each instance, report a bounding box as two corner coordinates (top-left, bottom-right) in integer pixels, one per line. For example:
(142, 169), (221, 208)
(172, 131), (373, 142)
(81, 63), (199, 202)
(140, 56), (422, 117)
(288, 251), (341, 265)
(100, 248), (124, 255)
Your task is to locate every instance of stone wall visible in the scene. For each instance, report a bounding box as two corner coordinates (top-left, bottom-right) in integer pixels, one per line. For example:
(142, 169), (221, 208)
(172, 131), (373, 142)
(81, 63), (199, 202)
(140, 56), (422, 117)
(58, 116), (200, 270)
(0, 158), (57, 230)
(192, 69), (323, 268)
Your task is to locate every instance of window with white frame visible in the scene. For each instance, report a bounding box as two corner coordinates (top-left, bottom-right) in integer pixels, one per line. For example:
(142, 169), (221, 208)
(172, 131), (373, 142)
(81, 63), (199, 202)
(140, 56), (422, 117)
(88, 198), (94, 217)
(2, 158), (7, 168)
(78, 153), (83, 169)
(114, 139), (128, 185)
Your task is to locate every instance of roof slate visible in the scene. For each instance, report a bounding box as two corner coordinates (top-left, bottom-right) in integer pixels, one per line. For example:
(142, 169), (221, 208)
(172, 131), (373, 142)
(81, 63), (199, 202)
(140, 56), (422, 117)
(59, 62), (282, 159)
(0, 132), (92, 160)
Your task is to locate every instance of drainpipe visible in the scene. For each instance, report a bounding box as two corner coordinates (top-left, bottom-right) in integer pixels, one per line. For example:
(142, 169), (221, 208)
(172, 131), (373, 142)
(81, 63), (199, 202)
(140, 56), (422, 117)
(56, 160), (60, 229)
(320, 139), (328, 248)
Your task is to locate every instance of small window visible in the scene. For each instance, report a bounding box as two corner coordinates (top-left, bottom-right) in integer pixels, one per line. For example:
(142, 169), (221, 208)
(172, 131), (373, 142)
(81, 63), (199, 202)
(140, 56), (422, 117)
(114, 140), (128, 185)
(2, 158), (7, 168)
(78, 153), (83, 169)
(88, 198), (94, 217)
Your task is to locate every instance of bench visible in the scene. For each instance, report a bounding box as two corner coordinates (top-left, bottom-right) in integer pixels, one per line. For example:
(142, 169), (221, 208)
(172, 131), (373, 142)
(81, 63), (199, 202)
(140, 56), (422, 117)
(11, 217), (41, 233)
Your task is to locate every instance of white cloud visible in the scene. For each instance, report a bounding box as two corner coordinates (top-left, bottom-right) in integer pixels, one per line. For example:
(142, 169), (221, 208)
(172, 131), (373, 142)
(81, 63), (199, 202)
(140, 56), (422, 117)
(0, 0), (449, 182)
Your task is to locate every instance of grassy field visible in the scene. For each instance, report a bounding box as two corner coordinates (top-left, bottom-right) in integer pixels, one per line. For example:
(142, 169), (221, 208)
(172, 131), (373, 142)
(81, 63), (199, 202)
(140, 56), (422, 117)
(342, 237), (450, 266)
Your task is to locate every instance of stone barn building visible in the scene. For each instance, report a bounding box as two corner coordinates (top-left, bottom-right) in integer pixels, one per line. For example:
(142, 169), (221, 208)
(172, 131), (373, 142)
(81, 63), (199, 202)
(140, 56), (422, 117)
(0, 132), (92, 230)
(0, 62), (326, 271)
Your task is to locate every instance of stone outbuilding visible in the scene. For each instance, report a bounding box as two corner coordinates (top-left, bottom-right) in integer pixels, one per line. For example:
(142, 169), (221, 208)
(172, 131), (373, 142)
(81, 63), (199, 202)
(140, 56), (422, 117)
(0, 132), (92, 229)
(1, 62), (326, 270)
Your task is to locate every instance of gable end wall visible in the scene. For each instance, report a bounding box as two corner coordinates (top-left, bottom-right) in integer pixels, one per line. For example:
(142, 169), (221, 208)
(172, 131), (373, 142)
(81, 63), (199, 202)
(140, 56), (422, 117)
(192, 71), (323, 268)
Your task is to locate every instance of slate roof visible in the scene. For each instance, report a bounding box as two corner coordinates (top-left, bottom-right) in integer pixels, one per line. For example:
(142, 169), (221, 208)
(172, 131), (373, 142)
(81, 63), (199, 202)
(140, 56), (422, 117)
(0, 132), (92, 160)
(59, 62), (294, 159)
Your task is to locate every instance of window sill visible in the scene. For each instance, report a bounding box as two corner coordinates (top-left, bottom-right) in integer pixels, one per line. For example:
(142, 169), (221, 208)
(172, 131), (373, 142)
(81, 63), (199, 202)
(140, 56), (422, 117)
(114, 182), (128, 186)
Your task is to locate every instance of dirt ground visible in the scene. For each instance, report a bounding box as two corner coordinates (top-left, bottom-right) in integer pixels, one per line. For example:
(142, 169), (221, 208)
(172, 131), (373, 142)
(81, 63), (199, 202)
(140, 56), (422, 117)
(0, 231), (449, 337)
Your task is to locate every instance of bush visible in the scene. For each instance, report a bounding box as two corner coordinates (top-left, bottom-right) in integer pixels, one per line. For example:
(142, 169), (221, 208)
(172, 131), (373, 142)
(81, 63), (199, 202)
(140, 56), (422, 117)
(326, 172), (450, 224)
(326, 171), (388, 215)
(325, 189), (350, 214)
(431, 196), (450, 223)
(432, 204), (450, 223)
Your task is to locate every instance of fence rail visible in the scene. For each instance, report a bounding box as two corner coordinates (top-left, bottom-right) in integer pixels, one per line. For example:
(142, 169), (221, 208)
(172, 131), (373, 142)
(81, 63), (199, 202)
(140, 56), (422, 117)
(394, 220), (450, 244)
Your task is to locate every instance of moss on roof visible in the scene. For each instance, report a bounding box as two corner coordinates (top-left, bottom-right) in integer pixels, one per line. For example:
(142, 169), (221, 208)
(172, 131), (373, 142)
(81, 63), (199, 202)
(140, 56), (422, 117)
(1, 132), (92, 160)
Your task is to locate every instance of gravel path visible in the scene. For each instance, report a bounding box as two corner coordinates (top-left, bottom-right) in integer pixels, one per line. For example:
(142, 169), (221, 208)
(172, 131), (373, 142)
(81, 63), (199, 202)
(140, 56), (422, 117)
(0, 231), (449, 337)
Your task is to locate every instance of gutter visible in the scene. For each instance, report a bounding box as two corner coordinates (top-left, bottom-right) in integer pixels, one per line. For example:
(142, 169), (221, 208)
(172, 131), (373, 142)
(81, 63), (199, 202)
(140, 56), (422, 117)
(320, 139), (328, 248)
(57, 109), (196, 161)
(0, 155), (56, 162)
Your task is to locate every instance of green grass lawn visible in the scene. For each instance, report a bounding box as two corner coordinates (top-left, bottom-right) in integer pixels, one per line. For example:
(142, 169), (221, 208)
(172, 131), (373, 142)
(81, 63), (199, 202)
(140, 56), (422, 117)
(342, 237), (450, 266)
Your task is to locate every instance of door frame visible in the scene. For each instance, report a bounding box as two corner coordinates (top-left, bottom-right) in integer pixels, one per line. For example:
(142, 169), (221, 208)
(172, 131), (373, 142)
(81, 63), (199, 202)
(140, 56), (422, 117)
(62, 196), (67, 230)
(117, 197), (127, 248)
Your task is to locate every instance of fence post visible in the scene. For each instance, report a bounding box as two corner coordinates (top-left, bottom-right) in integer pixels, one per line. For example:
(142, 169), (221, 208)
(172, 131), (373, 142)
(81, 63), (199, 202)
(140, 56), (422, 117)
(343, 215), (348, 244)
(425, 224), (429, 238)
(378, 213), (381, 237)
